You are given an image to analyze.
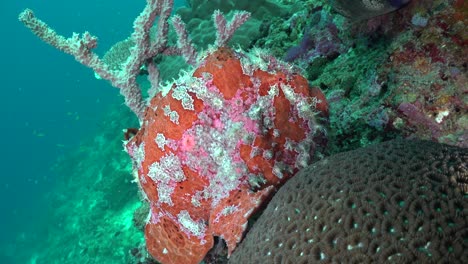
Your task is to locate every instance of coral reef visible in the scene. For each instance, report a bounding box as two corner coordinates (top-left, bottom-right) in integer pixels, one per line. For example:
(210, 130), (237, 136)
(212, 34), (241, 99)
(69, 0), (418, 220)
(176, 0), (294, 49)
(230, 139), (468, 263)
(17, 0), (467, 263)
(258, 0), (467, 152)
(20, 106), (145, 263)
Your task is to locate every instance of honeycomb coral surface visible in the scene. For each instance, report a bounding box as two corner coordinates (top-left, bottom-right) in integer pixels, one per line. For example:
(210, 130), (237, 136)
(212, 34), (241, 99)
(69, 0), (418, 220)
(230, 139), (468, 263)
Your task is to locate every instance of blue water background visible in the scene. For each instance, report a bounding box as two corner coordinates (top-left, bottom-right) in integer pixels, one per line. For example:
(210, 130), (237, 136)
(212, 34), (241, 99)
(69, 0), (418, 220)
(0, 0), (185, 259)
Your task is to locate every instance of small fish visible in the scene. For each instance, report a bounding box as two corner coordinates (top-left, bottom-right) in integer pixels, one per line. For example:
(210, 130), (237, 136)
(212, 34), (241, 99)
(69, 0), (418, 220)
(331, 0), (412, 21)
(33, 130), (45, 137)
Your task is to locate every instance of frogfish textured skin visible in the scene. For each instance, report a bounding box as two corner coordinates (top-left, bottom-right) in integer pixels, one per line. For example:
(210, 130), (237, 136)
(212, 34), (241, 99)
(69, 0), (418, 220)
(125, 47), (323, 264)
(230, 139), (467, 263)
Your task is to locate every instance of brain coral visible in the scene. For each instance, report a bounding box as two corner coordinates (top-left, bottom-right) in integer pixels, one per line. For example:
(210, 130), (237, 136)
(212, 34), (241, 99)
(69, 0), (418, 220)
(229, 139), (467, 263)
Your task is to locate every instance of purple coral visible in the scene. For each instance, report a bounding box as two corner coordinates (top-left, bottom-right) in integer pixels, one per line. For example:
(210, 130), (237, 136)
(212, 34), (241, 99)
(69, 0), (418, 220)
(284, 10), (342, 63)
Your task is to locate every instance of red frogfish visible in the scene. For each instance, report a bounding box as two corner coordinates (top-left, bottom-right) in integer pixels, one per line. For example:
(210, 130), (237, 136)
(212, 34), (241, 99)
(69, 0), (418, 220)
(125, 47), (326, 264)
